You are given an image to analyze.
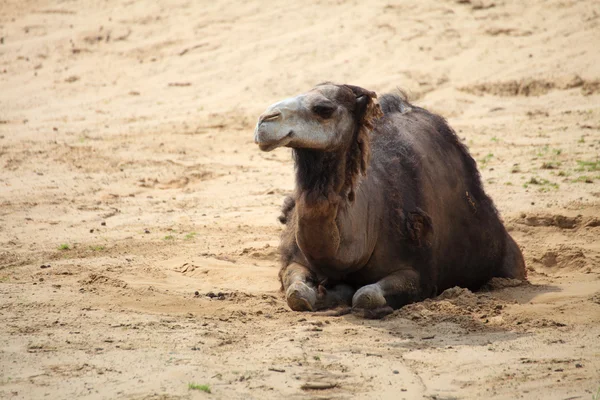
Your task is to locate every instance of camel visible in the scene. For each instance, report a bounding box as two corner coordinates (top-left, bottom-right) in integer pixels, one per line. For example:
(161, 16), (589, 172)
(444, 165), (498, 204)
(253, 83), (526, 318)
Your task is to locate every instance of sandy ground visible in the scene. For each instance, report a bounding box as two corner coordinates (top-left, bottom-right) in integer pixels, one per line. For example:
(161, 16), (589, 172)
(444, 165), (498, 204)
(1, 0), (600, 399)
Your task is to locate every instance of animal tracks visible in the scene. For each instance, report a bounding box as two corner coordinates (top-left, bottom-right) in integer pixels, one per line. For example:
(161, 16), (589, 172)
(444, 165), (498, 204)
(513, 213), (600, 230)
(460, 75), (600, 97)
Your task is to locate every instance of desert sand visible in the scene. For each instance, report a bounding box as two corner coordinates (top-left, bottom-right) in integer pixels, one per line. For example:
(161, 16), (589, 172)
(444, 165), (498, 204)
(1, 0), (599, 399)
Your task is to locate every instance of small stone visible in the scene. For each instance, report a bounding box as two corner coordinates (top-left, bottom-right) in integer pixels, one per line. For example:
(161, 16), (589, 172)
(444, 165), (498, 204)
(393, 370), (399, 374)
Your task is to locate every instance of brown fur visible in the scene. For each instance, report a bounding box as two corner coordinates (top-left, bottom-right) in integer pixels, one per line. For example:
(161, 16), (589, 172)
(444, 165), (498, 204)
(342, 85), (383, 201)
(271, 84), (526, 315)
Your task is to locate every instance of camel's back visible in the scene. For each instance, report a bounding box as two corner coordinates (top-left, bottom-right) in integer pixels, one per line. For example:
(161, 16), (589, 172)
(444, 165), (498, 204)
(369, 94), (509, 291)
(374, 93), (494, 218)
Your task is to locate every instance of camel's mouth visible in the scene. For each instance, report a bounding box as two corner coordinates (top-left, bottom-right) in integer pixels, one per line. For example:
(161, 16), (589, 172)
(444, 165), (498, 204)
(257, 130), (293, 152)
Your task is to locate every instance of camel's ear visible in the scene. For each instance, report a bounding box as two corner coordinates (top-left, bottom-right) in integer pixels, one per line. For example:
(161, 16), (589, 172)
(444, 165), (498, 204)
(343, 85), (383, 175)
(344, 85), (382, 126)
(342, 85), (383, 202)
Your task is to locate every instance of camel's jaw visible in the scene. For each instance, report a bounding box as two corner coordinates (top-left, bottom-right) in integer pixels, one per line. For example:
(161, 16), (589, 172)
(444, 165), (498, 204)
(255, 129), (293, 152)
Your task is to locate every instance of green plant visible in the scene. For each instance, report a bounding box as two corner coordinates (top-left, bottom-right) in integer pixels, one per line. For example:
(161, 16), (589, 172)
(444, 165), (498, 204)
(89, 245), (105, 251)
(313, 355), (321, 361)
(185, 232), (197, 240)
(577, 160), (600, 171)
(572, 175), (594, 183)
(479, 153), (494, 166)
(188, 383), (211, 393)
(592, 385), (600, 400)
(163, 235), (174, 240)
(541, 161), (561, 170)
(523, 177), (558, 190)
(535, 145), (549, 157)
(58, 244), (70, 251)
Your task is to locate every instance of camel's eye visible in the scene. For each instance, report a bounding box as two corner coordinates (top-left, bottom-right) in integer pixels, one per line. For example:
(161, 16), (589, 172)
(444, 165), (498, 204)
(312, 103), (336, 119)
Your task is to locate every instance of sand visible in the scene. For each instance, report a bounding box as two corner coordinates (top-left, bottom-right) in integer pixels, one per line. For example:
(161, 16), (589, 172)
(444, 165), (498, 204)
(1, 0), (600, 399)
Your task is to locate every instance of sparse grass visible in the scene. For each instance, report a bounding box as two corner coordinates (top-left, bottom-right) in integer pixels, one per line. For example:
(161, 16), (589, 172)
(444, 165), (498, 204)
(504, 182), (513, 186)
(592, 385), (600, 400)
(535, 145), (550, 157)
(576, 160), (600, 172)
(188, 383), (211, 393)
(313, 355), (321, 361)
(491, 136), (499, 142)
(479, 153), (494, 167)
(0, 276), (9, 283)
(578, 136), (585, 143)
(163, 235), (175, 240)
(534, 145), (562, 158)
(541, 161), (561, 170)
(89, 245), (105, 251)
(185, 232), (197, 240)
(58, 244), (70, 251)
(523, 177), (559, 191)
(572, 175), (594, 184)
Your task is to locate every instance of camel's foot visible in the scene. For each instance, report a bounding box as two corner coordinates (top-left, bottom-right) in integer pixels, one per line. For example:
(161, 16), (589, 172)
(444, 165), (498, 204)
(286, 281), (317, 311)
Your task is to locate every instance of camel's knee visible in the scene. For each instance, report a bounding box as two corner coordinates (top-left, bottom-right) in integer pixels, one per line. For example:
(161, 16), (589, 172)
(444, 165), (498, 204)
(352, 284), (387, 310)
(352, 284), (393, 318)
(279, 262), (313, 291)
(500, 235), (527, 280)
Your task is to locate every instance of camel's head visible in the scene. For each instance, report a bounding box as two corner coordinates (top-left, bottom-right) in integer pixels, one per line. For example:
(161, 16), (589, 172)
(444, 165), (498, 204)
(254, 83), (382, 152)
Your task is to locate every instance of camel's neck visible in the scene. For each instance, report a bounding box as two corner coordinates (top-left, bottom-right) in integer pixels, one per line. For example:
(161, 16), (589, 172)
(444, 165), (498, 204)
(293, 149), (347, 200)
(292, 148), (348, 262)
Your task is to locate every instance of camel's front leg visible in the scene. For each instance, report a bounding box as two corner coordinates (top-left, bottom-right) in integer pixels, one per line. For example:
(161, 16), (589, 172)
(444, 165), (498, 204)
(280, 262), (319, 311)
(352, 269), (421, 318)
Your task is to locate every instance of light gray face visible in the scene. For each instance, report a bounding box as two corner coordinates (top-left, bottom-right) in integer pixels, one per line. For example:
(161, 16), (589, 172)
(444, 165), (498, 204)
(254, 84), (355, 152)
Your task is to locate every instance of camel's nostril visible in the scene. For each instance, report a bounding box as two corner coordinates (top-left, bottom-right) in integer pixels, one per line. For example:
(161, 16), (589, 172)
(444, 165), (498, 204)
(260, 111), (281, 123)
